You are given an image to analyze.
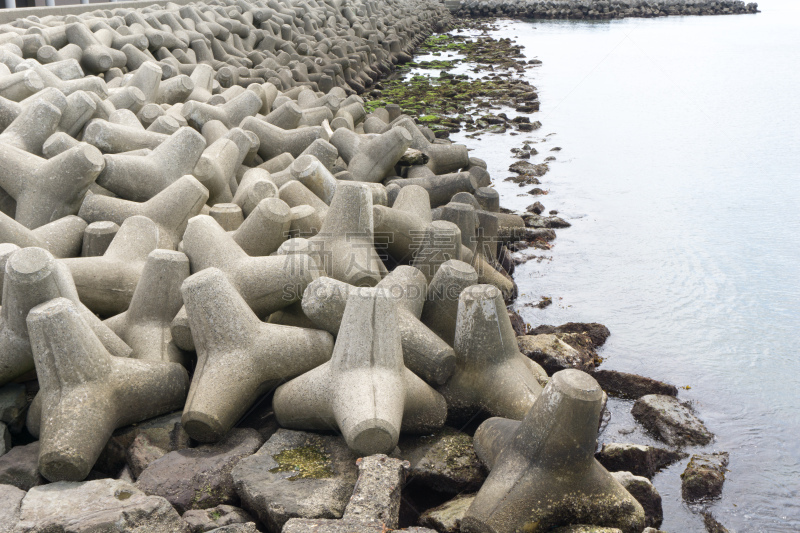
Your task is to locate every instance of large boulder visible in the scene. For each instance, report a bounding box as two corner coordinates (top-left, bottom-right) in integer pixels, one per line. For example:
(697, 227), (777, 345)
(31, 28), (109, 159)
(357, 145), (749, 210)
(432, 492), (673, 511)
(0, 483), (25, 533)
(135, 428), (263, 514)
(610, 471), (663, 528)
(681, 452), (729, 502)
(0, 441), (44, 490)
(631, 395), (713, 447)
(14, 478), (188, 532)
(517, 333), (597, 374)
(592, 370), (677, 399)
(528, 322), (610, 347)
(596, 443), (686, 479)
(231, 429), (358, 532)
(400, 427), (486, 494)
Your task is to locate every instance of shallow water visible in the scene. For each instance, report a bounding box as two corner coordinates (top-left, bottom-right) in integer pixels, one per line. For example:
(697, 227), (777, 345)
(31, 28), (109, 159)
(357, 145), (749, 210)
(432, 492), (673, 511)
(435, 2), (800, 531)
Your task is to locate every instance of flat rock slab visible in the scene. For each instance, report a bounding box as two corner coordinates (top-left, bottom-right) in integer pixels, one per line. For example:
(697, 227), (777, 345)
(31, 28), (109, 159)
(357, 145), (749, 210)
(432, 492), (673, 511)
(611, 471), (663, 529)
(418, 493), (476, 533)
(283, 519), (387, 533)
(0, 483), (25, 533)
(631, 395), (713, 447)
(517, 333), (596, 374)
(183, 504), (255, 533)
(596, 443), (687, 479)
(14, 478), (188, 533)
(528, 322), (610, 348)
(681, 452), (729, 502)
(135, 428), (263, 514)
(551, 527), (624, 533)
(0, 441), (43, 491)
(592, 370), (677, 399)
(231, 429), (358, 533)
(207, 525), (258, 533)
(400, 427), (486, 494)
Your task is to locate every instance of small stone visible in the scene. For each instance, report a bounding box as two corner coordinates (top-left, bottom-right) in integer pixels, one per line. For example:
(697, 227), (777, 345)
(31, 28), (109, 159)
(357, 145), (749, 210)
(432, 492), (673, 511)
(15, 478), (188, 532)
(126, 434), (167, 479)
(400, 427), (486, 494)
(231, 429), (358, 532)
(508, 310), (529, 336)
(611, 471), (663, 528)
(418, 493), (476, 533)
(0, 483), (25, 532)
(135, 428), (264, 514)
(702, 512), (730, 533)
(0, 384), (27, 428)
(596, 443), (686, 479)
(632, 395), (713, 447)
(207, 525), (259, 533)
(592, 370), (678, 399)
(517, 333), (597, 374)
(0, 441), (44, 490)
(0, 423), (10, 457)
(681, 452), (729, 502)
(527, 201), (545, 215)
(182, 505), (256, 533)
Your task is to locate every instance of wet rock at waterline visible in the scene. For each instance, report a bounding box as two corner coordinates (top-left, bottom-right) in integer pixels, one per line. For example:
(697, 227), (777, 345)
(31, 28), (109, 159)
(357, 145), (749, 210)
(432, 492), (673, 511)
(681, 452), (730, 502)
(632, 394), (714, 447)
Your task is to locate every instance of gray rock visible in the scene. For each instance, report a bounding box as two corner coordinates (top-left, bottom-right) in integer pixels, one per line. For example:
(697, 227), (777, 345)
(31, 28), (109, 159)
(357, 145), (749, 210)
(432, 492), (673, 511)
(343, 455), (408, 529)
(681, 452), (729, 502)
(182, 505), (256, 533)
(0, 441), (43, 490)
(631, 395), (713, 447)
(592, 370), (678, 399)
(0, 483), (25, 533)
(702, 512), (730, 533)
(464, 370), (644, 533)
(14, 478), (188, 532)
(400, 427), (486, 494)
(207, 525), (258, 533)
(418, 494), (476, 533)
(611, 471), (663, 528)
(231, 429), (358, 533)
(282, 520), (385, 533)
(517, 333), (597, 374)
(126, 434), (167, 479)
(0, 422), (10, 457)
(551, 527), (623, 533)
(135, 428), (263, 514)
(596, 443), (686, 479)
(528, 322), (611, 348)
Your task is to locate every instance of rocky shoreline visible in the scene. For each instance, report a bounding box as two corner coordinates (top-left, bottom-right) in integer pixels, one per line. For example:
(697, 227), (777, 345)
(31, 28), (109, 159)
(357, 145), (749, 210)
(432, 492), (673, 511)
(452, 0), (759, 20)
(0, 0), (737, 531)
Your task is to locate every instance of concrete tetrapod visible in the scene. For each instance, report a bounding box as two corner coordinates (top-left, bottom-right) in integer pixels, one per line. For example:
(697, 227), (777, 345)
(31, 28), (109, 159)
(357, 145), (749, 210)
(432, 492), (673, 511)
(0, 142), (104, 229)
(0, 213), (86, 259)
(301, 267), (456, 385)
(62, 216), (160, 317)
(103, 250), (190, 365)
(0, 246), (132, 387)
(373, 184), (432, 264)
(274, 287), (447, 456)
(420, 259), (479, 347)
(438, 285), (546, 424)
(308, 181), (386, 287)
(180, 267), (334, 443)
(78, 175), (209, 250)
(329, 126), (411, 182)
(182, 215), (317, 318)
(27, 297), (189, 482)
(462, 370), (645, 533)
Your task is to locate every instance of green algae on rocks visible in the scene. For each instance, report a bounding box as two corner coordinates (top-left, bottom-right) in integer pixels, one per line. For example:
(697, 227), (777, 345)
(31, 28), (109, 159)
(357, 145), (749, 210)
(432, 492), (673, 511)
(269, 445), (334, 481)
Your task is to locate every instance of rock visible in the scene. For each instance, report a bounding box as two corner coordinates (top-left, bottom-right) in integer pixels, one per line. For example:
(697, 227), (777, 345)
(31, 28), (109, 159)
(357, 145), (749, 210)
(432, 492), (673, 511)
(0, 441), (44, 490)
(207, 525), (258, 533)
(0, 483), (25, 533)
(418, 493), (476, 533)
(642, 529), (667, 533)
(182, 505), (256, 533)
(552, 525), (622, 533)
(15, 478), (188, 532)
(231, 429), (358, 532)
(282, 519), (385, 533)
(702, 512), (730, 533)
(345, 455), (408, 528)
(596, 443), (687, 479)
(400, 427), (486, 494)
(517, 333), (597, 374)
(527, 201), (545, 215)
(97, 410), (191, 477)
(0, 423), (9, 457)
(508, 161), (547, 176)
(126, 434), (167, 479)
(592, 370), (678, 399)
(631, 395), (713, 447)
(135, 428), (263, 514)
(610, 471), (663, 528)
(524, 213), (570, 229)
(0, 383), (27, 429)
(529, 322), (611, 347)
(681, 452), (729, 502)
(508, 309), (529, 336)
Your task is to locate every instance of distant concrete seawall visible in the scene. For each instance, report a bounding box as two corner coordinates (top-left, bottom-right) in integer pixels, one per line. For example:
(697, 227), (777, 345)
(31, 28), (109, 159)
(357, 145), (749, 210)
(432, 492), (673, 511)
(446, 0), (758, 18)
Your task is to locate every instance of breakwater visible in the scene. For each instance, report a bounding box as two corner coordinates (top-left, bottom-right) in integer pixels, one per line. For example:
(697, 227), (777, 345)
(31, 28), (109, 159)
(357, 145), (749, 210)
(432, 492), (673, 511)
(451, 0), (759, 19)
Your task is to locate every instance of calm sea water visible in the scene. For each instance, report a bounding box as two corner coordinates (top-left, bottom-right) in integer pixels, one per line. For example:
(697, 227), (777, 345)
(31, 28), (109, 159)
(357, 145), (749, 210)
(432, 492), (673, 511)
(438, 2), (799, 531)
